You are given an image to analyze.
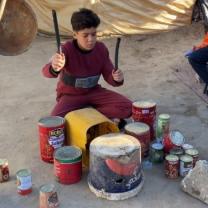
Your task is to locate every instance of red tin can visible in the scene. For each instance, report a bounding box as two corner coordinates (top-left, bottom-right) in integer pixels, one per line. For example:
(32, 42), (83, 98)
(54, 146), (82, 184)
(132, 101), (156, 141)
(162, 130), (185, 153)
(39, 184), (59, 208)
(124, 122), (150, 158)
(0, 159), (9, 182)
(38, 116), (65, 163)
(16, 169), (32, 195)
(165, 154), (179, 179)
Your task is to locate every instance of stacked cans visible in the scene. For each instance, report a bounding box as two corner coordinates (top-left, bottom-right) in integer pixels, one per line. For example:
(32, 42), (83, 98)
(132, 101), (156, 141)
(165, 146), (199, 179)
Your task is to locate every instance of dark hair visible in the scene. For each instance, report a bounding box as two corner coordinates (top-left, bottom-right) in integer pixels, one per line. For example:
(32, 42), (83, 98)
(71, 8), (100, 31)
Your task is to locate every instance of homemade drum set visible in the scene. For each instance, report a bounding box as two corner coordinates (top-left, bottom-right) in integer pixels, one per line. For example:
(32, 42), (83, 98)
(37, 100), (160, 200)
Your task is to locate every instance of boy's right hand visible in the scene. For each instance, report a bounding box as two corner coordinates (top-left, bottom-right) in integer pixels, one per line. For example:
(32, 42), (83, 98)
(51, 53), (66, 72)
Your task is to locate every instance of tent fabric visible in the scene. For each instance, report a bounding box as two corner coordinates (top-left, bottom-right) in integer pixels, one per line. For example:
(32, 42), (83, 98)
(25, 0), (197, 37)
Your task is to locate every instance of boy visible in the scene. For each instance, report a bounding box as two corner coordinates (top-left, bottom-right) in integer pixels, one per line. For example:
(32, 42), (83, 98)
(42, 8), (132, 124)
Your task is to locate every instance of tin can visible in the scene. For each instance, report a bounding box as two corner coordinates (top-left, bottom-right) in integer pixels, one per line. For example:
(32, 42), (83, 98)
(180, 155), (193, 177)
(169, 147), (184, 158)
(39, 184), (59, 208)
(132, 101), (156, 141)
(162, 130), (185, 153)
(165, 154), (179, 179)
(150, 143), (164, 163)
(182, 143), (193, 151)
(54, 146), (82, 184)
(124, 122), (150, 158)
(38, 116), (65, 163)
(185, 148), (199, 167)
(0, 159), (9, 182)
(16, 169), (32, 195)
(156, 114), (170, 142)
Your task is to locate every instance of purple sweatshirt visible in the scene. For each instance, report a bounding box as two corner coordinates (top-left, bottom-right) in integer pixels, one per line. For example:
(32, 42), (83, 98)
(42, 40), (123, 99)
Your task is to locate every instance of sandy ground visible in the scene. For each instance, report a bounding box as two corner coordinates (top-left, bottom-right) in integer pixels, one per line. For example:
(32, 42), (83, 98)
(0, 22), (208, 208)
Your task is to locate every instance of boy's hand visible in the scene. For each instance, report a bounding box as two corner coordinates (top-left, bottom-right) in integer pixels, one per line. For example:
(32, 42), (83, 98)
(112, 69), (124, 82)
(51, 53), (66, 72)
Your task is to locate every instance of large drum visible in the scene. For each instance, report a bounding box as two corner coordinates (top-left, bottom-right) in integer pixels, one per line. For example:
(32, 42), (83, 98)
(124, 122), (150, 158)
(0, 0), (37, 55)
(132, 101), (156, 141)
(88, 133), (144, 200)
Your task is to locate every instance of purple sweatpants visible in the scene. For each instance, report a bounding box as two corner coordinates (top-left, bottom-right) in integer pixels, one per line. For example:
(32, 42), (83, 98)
(51, 87), (132, 119)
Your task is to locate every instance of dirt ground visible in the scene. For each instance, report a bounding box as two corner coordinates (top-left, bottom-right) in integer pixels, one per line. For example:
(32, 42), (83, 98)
(0, 22), (208, 208)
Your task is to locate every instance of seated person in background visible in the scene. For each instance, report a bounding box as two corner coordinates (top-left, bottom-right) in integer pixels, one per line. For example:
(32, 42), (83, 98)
(42, 8), (132, 127)
(188, 32), (208, 91)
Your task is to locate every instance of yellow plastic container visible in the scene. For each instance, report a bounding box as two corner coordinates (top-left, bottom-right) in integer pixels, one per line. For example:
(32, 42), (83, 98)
(64, 108), (119, 167)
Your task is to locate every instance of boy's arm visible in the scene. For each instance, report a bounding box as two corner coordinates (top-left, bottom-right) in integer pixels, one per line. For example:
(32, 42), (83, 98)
(42, 44), (67, 78)
(102, 46), (124, 87)
(42, 63), (60, 78)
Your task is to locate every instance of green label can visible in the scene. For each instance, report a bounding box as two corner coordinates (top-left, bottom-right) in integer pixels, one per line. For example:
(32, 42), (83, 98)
(180, 155), (193, 177)
(156, 114), (170, 142)
(185, 148), (199, 167)
(150, 143), (164, 163)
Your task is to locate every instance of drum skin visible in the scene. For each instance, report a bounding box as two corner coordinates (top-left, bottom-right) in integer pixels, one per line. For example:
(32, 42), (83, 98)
(0, 0), (37, 55)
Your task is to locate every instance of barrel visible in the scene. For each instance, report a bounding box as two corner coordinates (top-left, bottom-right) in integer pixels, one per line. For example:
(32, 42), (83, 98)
(124, 122), (150, 158)
(54, 146), (82, 184)
(132, 101), (156, 141)
(88, 133), (144, 200)
(38, 116), (65, 163)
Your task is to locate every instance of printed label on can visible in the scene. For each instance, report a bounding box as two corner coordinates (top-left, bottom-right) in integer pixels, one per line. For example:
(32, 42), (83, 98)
(17, 175), (32, 190)
(49, 128), (65, 149)
(180, 160), (193, 177)
(0, 167), (9, 182)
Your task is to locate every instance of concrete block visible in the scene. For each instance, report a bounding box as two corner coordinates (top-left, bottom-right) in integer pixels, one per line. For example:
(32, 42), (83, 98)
(181, 160), (208, 204)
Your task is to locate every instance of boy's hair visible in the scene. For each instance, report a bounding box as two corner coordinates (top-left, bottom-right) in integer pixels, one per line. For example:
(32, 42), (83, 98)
(71, 8), (100, 31)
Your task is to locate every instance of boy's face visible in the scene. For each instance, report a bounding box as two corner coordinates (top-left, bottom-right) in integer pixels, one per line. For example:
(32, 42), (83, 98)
(74, 27), (97, 51)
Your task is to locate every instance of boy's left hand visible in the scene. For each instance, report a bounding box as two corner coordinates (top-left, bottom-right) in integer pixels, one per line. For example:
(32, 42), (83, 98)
(112, 69), (124, 82)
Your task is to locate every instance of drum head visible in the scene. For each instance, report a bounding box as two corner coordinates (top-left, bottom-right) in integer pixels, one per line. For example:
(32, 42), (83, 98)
(0, 0), (37, 55)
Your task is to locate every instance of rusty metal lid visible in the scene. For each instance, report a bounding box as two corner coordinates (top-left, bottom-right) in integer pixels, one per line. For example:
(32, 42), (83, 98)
(38, 116), (65, 127)
(125, 122), (150, 134)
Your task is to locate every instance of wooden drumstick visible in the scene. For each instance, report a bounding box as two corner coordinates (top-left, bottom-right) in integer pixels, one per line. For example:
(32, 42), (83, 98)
(52, 9), (61, 53)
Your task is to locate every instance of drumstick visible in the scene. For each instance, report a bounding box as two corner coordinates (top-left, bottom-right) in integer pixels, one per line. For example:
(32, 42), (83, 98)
(0, 0), (7, 21)
(52, 9), (61, 53)
(114, 37), (121, 71)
